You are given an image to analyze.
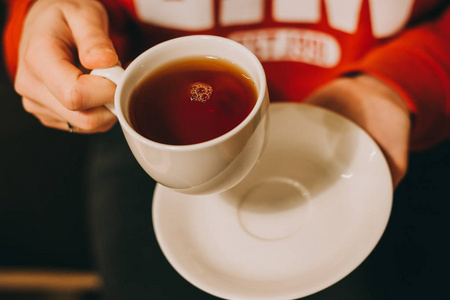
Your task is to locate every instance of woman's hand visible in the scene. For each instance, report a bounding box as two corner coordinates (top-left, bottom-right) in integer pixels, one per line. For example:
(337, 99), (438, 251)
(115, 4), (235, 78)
(15, 0), (119, 133)
(304, 74), (411, 187)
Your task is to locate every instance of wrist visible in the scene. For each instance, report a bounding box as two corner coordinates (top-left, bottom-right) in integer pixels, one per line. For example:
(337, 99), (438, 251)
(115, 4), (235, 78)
(350, 73), (410, 116)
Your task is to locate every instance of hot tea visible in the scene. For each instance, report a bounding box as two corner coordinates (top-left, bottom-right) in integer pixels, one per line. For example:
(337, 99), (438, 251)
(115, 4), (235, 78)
(128, 56), (258, 145)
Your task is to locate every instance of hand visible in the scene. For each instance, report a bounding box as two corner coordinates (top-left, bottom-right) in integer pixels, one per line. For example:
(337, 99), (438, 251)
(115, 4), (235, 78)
(15, 0), (119, 133)
(304, 74), (411, 187)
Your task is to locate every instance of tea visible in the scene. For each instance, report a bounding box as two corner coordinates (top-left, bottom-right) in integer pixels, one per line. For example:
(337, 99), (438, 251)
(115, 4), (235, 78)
(128, 56), (258, 145)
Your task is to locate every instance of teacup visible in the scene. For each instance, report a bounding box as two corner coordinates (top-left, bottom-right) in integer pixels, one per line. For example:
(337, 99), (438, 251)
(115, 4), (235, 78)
(91, 35), (270, 194)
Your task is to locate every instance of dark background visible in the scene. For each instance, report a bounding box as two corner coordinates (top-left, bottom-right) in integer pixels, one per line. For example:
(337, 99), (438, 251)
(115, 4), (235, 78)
(1, 2), (449, 300)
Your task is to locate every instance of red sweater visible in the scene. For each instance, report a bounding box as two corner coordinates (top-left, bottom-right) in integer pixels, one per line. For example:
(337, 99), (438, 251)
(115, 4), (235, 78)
(3, 0), (450, 149)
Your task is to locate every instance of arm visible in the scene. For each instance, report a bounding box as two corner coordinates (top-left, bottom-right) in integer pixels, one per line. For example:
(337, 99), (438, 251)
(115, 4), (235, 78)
(307, 6), (450, 187)
(305, 74), (410, 188)
(346, 5), (450, 150)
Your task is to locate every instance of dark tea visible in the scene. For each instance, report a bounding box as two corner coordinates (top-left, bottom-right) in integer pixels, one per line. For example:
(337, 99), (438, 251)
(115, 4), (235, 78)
(128, 56), (258, 145)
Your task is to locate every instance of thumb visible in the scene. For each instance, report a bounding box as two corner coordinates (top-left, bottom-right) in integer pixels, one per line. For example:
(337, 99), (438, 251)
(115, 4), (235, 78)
(64, 2), (119, 69)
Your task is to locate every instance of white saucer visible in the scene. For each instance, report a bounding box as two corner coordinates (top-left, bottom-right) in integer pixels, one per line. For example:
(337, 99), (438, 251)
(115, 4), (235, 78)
(152, 103), (393, 300)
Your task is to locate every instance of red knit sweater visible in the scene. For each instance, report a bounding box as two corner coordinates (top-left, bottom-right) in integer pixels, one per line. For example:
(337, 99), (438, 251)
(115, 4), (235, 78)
(3, 0), (450, 149)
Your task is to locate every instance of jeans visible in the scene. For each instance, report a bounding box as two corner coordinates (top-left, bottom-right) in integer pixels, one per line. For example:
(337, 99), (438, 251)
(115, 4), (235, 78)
(84, 125), (216, 300)
(82, 125), (450, 300)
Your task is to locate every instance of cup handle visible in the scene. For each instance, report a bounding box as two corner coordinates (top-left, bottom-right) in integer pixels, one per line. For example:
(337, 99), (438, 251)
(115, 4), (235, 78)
(90, 66), (125, 115)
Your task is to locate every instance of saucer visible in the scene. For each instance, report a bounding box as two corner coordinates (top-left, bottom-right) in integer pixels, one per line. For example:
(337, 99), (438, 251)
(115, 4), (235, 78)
(152, 103), (393, 300)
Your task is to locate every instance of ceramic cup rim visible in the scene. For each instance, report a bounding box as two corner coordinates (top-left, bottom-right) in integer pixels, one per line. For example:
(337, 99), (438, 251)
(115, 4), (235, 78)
(114, 35), (267, 151)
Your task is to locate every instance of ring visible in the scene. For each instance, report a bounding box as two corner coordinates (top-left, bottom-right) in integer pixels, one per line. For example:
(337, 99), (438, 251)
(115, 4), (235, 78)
(67, 122), (75, 133)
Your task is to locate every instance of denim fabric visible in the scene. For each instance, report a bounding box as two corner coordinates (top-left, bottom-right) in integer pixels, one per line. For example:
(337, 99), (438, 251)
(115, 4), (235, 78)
(84, 125), (215, 300)
(77, 124), (450, 300)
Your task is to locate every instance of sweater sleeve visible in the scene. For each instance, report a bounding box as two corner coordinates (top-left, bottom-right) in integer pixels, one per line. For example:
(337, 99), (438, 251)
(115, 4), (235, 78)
(346, 6), (450, 150)
(2, 0), (36, 78)
(2, 0), (134, 79)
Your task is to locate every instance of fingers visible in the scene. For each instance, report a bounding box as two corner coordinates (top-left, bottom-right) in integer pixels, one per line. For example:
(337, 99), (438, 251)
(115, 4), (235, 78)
(29, 2), (118, 110)
(16, 40), (118, 132)
(22, 94), (117, 134)
(34, 49), (117, 111)
(15, 0), (120, 133)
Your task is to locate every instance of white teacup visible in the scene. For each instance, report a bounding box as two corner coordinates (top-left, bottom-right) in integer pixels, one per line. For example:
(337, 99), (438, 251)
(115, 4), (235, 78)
(92, 35), (270, 194)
